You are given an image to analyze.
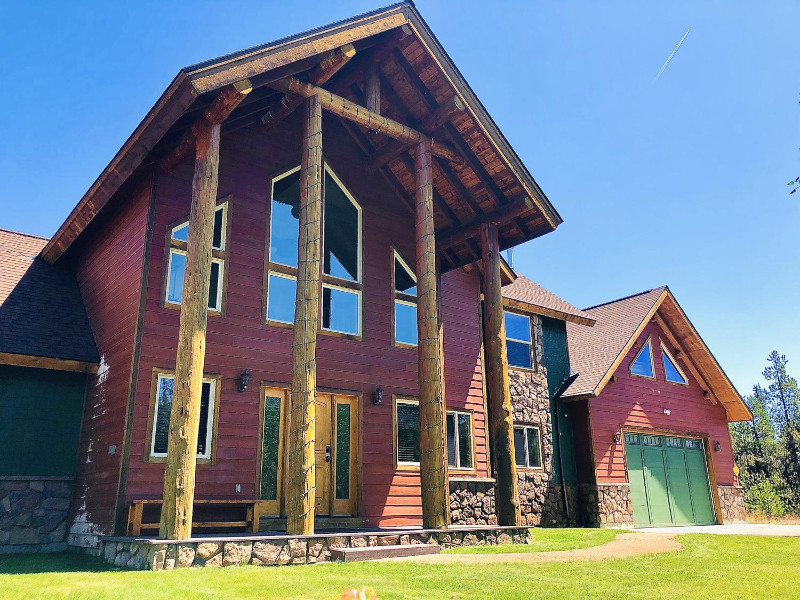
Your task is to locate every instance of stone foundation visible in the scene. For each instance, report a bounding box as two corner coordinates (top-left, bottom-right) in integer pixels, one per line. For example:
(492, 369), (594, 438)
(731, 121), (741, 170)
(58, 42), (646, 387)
(449, 480), (496, 525)
(718, 485), (746, 523)
(579, 483), (634, 526)
(0, 478), (72, 554)
(99, 526), (532, 570)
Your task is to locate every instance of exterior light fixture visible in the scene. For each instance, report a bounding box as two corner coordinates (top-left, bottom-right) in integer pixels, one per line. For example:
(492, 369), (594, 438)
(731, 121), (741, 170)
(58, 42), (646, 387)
(238, 369), (252, 393)
(663, 408), (671, 416)
(372, 385), (384, 405)
(714, 441), (721, 452)
(613, 432), (622, 445)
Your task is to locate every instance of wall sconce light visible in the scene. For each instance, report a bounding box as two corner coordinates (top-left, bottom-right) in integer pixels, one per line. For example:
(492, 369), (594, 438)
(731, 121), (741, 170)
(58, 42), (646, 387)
(613, 432), (622, 445)
(372, 385), (384, 406)
(714, 441), (721, 452)
(237, 369), (252, 393)
(662, 408), (671, 416)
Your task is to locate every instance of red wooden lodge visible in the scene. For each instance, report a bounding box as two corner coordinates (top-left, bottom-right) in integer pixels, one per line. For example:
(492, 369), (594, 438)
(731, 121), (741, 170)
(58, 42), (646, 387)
(0, 3), (751, 565)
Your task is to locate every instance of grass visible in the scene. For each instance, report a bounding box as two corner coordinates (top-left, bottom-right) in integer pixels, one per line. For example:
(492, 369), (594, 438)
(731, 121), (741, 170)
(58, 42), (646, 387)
(1, 533), (799, 599)
(443, 527), (623, 554)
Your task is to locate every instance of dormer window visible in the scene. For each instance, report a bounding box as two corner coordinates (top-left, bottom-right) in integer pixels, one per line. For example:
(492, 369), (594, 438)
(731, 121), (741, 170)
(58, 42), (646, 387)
(630, 335), (655, 378)
(661, 342), (688, 385)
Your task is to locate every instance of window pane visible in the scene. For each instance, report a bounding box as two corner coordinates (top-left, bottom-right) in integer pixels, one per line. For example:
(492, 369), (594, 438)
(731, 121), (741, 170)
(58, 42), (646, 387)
(212, 206), (224, 250)
(395, 301), (417, 346)
(504, 312), (531, 342)
(172, 223), (188, 243)
(663, 349), (687, 384)
(260, 396), (282, 501)
(513, 427), (527, 467)
(507, 340), (532, 369)
(335, 403), (351, 500)
(208, 261), (221, 310)
(322, 286), (359, 334)
(197, 382), (212, 456)
(153, 376), (210, 457)
(458, 413), (473, 469)
(267, 275), (296, 323)
(394, 257), (416, 295)
(526, 428), (541, 468)
(396, 403), (420, 464)
(446, 413), (457, 467)
(631, 341), (654, 377)
(625, 433), (641, 446)
(167, 250), (186, 304)
(324, 171), (359, 281)
(270, 170), (300, 267)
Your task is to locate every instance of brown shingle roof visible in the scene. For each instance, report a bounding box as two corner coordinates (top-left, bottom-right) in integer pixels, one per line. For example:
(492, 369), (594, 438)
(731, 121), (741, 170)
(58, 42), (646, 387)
(502, 275), (595, 325)
(0, 229), (99, 364)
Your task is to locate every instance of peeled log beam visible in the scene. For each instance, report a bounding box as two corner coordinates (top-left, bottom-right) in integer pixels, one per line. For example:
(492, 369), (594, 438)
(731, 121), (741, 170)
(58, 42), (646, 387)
(415, 138), (450, 529)
(436, 197), (535, 250)
(480, 223), (521, 527)
(261, 44), (356, 130)
(286, 96), (323, 536)
(159, 120), (221, 540)
(160, 79), (251, 173)
(269, 76), (463, 165)
(366, 61), (381, 114)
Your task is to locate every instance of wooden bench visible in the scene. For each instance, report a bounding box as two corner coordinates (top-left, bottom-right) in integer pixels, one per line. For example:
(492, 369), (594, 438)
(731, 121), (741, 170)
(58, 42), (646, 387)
(127, 499), (266, 537)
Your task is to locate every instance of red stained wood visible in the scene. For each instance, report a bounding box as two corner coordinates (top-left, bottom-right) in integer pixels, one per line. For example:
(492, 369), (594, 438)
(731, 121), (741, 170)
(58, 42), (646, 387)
(589, 320), (736, 487)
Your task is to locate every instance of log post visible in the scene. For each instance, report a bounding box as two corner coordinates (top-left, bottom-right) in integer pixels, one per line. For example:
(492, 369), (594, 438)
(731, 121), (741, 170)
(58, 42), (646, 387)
(159, 119), (221, 540)
(286, 95), (323, 535)
(414, 138), (450, 529)
(479, 223), (521, 526)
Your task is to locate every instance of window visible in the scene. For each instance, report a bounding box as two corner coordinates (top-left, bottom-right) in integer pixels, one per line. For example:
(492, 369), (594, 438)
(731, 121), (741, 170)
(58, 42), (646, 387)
(504, 311), (533, 369)
(266, 165), (362, 335)
(165, 202), (228, 312)
(392, 250), (417, 346)
(394, 398), (420, 467)
(513, 425), (542, 469)
(147, 370), (219, 462)
(630, 336), (655, 378)
(446, 411), (474, 470)
(661, 342), (688, 385)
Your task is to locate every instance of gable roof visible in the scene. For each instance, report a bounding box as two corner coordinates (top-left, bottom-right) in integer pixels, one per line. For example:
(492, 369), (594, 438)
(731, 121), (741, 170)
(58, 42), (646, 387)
(41, 2), (562, 266)
(563, 286), (751, 422)
(502, 275), (595, 326)
(0, 229), (99, 371)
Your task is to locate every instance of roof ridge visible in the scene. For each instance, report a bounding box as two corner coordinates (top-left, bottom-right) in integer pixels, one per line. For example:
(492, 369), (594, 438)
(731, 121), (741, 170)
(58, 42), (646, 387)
(0, 227), (50, 241)
(583, 286), (667, 311)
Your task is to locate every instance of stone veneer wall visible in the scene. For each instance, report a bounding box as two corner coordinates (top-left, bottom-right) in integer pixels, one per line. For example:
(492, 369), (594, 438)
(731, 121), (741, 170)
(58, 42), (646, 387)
(718, 485), (746, 523)
(579, 483), (634, 526)
(0, 479), (73, 554)
(99, 527), (532, 570)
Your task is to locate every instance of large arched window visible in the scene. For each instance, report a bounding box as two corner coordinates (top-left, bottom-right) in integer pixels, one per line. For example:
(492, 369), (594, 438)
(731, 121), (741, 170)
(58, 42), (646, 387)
(265, 164), (362, 336)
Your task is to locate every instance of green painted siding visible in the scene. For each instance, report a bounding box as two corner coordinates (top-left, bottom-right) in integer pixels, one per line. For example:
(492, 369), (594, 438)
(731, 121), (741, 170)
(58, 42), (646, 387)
(541, 317), (577, 486)
(0, 365), (86, 477)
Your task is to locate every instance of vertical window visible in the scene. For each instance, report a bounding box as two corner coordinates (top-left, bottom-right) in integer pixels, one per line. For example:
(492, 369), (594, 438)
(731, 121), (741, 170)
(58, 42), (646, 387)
(335, 402), (352, 500)
(265, 165), (362, 335)
(394, 398), (420, 467)
(504, 311), (533, 369)
(630, 336), (655, 378)
(661, 341), (688, 384)
(165, 202), (228, 312)
(148, 371), (218, 462)
(392, 250), (417, 346)
(446, 411), (474, 470)
(513, 425), (542, 469)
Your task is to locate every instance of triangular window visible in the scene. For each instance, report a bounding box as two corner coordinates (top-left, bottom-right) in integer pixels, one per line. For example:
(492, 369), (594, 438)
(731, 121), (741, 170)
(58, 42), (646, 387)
(630, 336), (654, 378)
(661, 342), (688, 385)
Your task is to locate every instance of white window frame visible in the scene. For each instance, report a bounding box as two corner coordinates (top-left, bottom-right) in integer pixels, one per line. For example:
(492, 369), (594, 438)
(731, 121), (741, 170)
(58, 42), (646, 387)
(150, 373), (217, 461)
(504, 310), (534, 370)
(446, 410), (474, 471)
(514, 424), (543, 469)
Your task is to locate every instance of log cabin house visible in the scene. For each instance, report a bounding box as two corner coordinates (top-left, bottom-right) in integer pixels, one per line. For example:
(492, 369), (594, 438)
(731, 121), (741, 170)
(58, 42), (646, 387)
(0, 3), (750, 560)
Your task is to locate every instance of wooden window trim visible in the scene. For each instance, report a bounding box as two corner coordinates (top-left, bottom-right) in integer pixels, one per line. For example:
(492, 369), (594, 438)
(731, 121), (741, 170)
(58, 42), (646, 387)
(264, 271), (297, 327)
(257, 384), (289, 517)
(660, 340), (689, 386)
(446, 409), (476, 474)
(504, 309), (535, 371)
(513, 424), (543, 471)
(391, 248), (418, 348)
(393, 395), (420, 471)
(629, 335), (656, 380)
(321, 282), (363, 338)
(144, 367), (221, 465)
(162, 198), (231, 316)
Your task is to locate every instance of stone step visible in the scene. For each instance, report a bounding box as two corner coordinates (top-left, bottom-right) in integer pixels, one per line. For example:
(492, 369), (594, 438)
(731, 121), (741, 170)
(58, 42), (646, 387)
(330, 544), (441, 562)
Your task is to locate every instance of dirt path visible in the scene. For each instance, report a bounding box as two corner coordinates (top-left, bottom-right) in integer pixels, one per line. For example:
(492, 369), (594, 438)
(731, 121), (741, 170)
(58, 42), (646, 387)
(388, 533), (683, 565)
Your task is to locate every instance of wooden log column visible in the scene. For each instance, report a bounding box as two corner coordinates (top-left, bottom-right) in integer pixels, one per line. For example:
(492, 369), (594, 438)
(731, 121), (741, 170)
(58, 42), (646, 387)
(286, 94), (323, 536)
(414, 138), (450, 529)
(480, 223), (521, 526)
(159, 120), (221, 540)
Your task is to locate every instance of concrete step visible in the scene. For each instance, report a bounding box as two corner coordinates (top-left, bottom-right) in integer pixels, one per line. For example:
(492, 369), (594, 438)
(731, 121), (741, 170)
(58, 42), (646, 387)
(331, 544), (441, 562)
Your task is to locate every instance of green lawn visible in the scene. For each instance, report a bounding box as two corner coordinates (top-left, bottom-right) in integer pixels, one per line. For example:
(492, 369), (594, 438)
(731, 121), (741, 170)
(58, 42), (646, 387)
(444, 527), (623, 554)
(1, 534), (798, 599)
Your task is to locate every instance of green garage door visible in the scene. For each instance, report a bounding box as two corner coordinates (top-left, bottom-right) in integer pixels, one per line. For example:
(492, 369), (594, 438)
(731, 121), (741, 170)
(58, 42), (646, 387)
(624, 433), (716, 527)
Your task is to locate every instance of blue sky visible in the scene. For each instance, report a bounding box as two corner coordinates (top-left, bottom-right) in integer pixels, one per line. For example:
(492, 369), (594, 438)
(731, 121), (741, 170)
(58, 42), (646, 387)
(1, 1), (798, 395)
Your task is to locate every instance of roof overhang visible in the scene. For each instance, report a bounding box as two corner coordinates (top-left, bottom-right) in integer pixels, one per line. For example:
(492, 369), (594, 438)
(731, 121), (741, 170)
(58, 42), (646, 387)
(502, 297), (596, 326)
(0, 351), (99, 374)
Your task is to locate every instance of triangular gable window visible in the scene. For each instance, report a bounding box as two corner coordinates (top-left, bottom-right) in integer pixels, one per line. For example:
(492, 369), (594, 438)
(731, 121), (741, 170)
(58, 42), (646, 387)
(630, 336), (654, 378)
(661, 342), (688, 385)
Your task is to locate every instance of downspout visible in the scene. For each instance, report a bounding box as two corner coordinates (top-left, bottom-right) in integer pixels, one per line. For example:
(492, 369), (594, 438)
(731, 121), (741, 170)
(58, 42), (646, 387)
(552, 372), (579, 523)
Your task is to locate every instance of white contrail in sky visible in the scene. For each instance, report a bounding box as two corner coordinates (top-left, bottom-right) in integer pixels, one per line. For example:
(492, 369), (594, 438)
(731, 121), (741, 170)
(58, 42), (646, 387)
(655, 27), (691, 81)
